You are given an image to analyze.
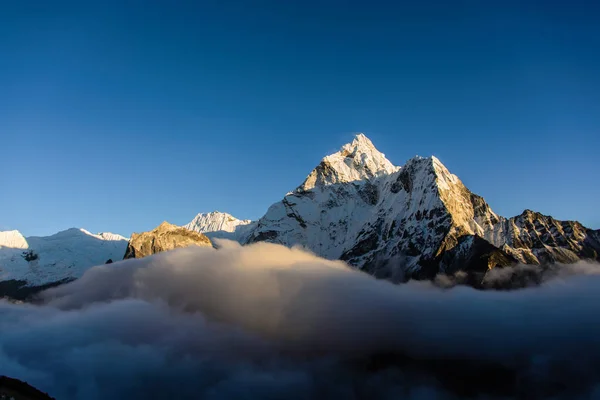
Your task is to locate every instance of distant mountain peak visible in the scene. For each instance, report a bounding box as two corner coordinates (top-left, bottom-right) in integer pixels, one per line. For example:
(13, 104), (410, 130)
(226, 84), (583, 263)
(204, 210), (247, 221)
(184, 211), (255, 242)
(345, 132), (376, 152)
(45, 228), (128, 242)
(0, 230), (28, 249)
(298, 133), (399, 191)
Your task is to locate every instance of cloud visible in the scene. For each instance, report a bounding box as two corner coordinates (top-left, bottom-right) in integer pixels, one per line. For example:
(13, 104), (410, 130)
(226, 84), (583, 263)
(481, 260), (600, 288)
(2, 240), (600, 399)
(434, 260), (600, 290)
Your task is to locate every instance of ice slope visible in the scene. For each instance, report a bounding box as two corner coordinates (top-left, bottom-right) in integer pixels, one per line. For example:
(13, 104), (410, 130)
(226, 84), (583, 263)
(0, 228), (128, 286)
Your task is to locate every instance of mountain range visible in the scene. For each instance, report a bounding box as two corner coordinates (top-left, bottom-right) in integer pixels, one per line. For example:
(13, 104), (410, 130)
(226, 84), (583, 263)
(2, 134), (599, 294)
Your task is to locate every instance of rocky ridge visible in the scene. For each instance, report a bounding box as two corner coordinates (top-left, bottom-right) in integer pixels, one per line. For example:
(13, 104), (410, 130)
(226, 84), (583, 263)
(124, 221), (212, 259)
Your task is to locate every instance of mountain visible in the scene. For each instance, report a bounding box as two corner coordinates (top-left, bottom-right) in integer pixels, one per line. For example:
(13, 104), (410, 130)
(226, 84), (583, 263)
(0, 228), (128, 287)
(184, 211), (255, 241)
(4, 133), (599, 292)
(244, 134), (600, 282)
(124, 221), (212, 259)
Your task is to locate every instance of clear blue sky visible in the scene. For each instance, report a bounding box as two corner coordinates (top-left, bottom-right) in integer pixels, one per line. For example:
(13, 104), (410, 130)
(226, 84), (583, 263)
(1, 0), (599, 237)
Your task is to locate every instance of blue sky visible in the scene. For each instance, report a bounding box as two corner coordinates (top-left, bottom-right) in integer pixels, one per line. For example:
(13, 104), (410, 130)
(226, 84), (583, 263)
(1, 0), (599, 237)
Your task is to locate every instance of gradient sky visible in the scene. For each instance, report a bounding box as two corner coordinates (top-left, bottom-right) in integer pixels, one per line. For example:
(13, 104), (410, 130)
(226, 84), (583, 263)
(1, 0), (599, 237)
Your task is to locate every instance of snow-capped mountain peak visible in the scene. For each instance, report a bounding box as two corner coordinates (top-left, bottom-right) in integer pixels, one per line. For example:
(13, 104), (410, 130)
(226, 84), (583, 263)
(297, 133), (399, 191)
(95, 232), (129, 241)
(0, 230), (28, 249)
(185, 211), (252, 233)
(184, 211), (255, 241)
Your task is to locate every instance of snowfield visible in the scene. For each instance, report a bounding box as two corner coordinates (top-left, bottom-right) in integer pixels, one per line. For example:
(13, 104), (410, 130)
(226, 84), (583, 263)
(0, 228), (128, 286)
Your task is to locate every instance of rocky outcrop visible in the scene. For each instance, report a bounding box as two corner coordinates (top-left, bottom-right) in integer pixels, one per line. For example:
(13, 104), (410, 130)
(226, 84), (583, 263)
(124, 221), (212, 259)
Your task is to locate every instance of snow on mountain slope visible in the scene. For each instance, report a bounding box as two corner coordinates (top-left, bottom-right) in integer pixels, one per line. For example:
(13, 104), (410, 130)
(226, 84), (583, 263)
(0, 230), (28, 249)
(297, 133), (399, 191)
(0, 228), (128, 286)
(247, 134), (399, 261)
(184, 211), (255, 241)
(246, 133), (600, 281)
(246, 138), (452, 271)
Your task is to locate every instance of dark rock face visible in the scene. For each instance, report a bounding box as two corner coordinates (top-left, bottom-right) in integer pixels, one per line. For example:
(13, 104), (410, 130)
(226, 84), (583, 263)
(247, 229), (279, 243)
(435, 235), (518, 286)
(21, 250), (38, 262)
(282, 198), (308, 228)
(443, 236), (515, 273)
(391, 167), (413, 193)
(124, 222), (212, 259)
(0, 376), (55, 400)
(0, 278), (74, 302)
(340, 231), (380, 261)
(357, 182), (379, 205)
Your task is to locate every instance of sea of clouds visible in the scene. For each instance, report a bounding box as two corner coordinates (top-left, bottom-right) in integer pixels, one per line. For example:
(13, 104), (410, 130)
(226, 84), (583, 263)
(2, 240), (600, 399)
